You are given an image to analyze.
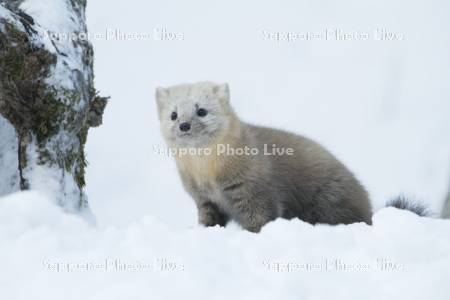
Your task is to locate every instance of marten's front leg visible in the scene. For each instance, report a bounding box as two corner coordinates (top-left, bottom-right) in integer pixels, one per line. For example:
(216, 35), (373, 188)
(197, 201), (229, 227)
(223, 181), (278, 233)
(180, 173), (230, 227)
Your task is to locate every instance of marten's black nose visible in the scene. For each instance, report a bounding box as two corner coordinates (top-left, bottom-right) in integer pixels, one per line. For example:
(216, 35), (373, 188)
(179, 122), (191, 132)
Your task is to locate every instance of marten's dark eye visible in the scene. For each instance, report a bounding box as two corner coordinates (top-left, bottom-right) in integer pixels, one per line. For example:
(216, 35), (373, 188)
(197, 108), (208, 117)
(171, 112), (177, 121)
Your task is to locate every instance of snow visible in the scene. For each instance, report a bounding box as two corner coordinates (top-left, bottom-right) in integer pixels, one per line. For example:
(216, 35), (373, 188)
(0, 3), (12, 22)
(22, 140), (93, 216)
(0, 4), (25, 31)
(1, 191), (450, 299)
(2, 0), (450, 299)
(20, 0), (90, 98)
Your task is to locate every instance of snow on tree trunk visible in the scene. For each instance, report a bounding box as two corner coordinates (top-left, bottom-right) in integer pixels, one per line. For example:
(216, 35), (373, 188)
(0, 0), (107, 213)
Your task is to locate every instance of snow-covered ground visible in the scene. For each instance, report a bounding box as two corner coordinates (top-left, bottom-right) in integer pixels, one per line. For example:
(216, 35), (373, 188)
(1, 191), (450, 300)
(2, 0), (450, 299)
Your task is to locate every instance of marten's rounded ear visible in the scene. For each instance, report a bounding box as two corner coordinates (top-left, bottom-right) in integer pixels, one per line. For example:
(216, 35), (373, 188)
(213, 83), (229, 102)
(155, 87), (169, 107)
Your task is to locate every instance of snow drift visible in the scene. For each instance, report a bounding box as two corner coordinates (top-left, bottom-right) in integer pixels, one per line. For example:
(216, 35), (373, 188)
(1, 192), (450, 300)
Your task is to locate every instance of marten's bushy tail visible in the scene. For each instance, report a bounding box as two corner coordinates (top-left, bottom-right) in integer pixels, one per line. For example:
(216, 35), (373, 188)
(442, 191), (450, 219)
(386, 195), (430, 217)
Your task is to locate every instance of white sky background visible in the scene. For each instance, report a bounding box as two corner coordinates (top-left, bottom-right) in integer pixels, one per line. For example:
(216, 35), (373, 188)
(85, 0), (450, 227)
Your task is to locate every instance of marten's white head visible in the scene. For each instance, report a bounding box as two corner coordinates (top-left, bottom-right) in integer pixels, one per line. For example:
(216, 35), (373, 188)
(156, 82), (236, 147)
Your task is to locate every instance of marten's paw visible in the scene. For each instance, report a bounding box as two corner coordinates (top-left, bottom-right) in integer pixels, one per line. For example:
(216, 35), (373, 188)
(198, 202), (229, 227)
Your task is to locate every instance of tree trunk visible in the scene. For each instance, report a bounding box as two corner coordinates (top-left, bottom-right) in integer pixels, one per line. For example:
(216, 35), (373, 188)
(0, 1), (107, 213)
